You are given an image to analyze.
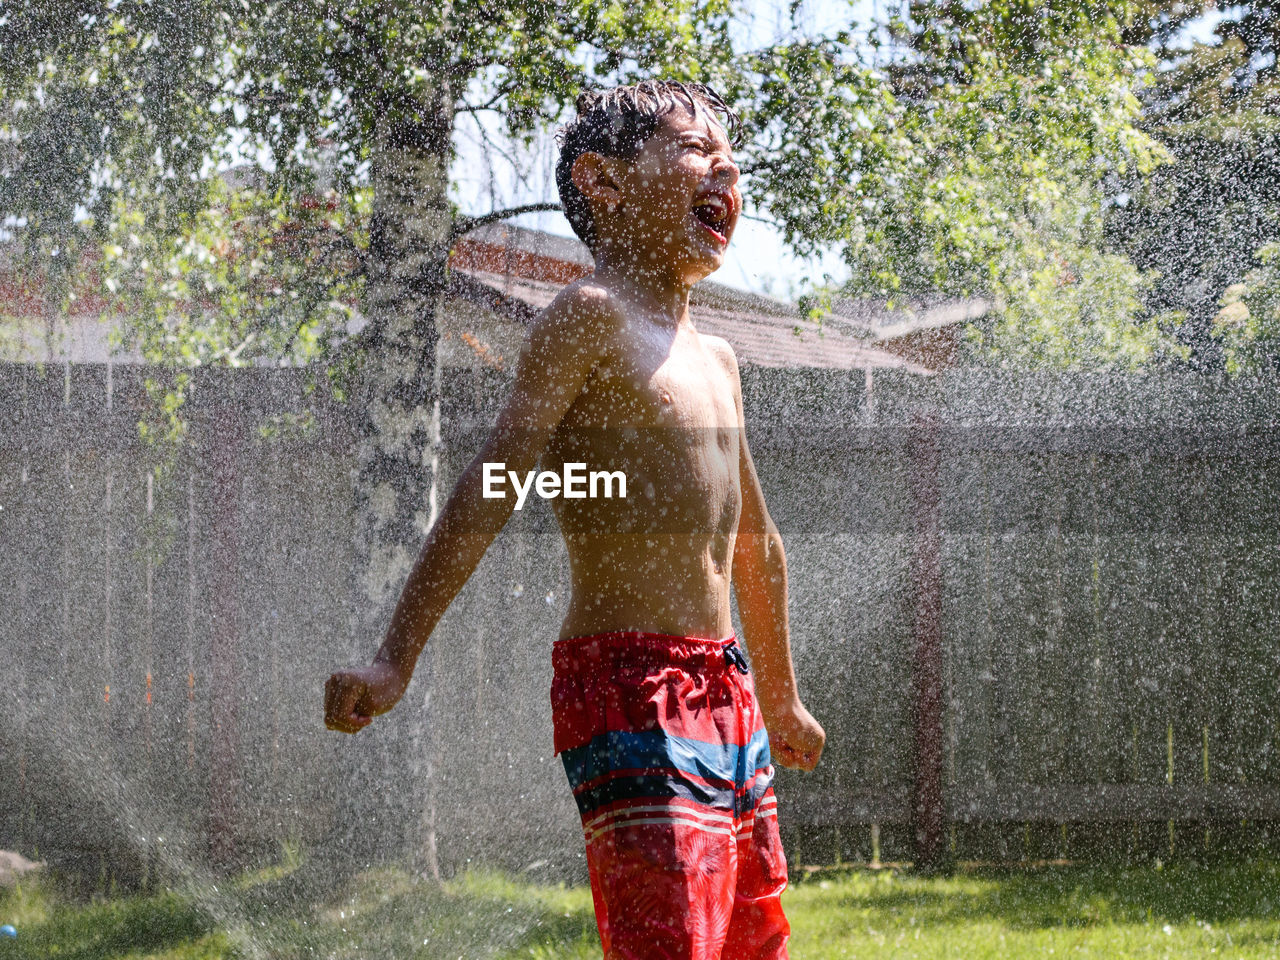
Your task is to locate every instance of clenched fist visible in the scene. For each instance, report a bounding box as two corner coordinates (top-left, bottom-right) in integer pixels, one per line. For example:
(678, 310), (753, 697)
(324, 660), (409, 734)
(762, 699), (825, 771)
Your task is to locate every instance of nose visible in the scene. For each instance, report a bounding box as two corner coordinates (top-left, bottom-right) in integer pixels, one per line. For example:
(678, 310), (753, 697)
(712, 153), (739, 188)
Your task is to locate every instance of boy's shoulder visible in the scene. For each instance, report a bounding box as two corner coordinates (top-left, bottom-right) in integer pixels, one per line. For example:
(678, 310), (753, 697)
(518, 278), (627, 373)
(536, 276), (627, 341)
(540, 276), (741, 388)
(697, 331), (741, 384)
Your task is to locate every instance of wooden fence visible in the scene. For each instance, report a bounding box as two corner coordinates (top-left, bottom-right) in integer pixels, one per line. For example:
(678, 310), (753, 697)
(1, 360), (1277, 878)
(750, 369), (1280, 865)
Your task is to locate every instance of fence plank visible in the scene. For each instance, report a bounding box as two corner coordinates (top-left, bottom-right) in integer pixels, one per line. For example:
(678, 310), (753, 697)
(909, 415), (945, 867)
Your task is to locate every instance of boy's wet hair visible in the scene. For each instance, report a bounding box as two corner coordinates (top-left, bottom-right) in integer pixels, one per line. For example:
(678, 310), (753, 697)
(555, 79), (743, 254)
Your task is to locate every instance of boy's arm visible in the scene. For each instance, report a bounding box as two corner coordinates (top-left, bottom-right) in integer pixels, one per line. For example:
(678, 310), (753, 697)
(714, 340), (825, 771)
(325, 284), (617, 733)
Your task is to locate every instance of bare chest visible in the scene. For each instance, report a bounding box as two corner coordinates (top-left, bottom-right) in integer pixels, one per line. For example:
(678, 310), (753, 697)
(564, 325), (737, 433)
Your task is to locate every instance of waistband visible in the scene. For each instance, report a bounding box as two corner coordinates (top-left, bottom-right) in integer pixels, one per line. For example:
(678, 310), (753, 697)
(553, 630), (741, 673)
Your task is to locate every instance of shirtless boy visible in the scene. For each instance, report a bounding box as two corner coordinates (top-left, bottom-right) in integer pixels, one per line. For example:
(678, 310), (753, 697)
(324, 79), (825, 959)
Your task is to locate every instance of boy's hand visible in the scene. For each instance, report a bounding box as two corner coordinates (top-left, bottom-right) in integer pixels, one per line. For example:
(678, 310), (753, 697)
(324, 661), (408, 734)
(763, 699), (825, 771)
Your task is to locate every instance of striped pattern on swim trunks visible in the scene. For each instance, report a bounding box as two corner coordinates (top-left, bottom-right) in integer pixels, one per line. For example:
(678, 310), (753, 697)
(550, 631), (777, 826)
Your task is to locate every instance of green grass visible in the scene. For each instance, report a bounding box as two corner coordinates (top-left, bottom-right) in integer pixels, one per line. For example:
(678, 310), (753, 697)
(1, 858), (1277, 958)
(0, 874), (231, 959)
(784, 861), (1280, 958)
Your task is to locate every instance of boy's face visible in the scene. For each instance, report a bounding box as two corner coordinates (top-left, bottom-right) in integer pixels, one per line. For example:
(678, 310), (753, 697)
(575, 102), (742, 282)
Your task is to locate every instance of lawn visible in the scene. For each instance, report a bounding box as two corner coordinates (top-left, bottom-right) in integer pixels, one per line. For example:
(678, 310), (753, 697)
(0, 858), (1277, 958)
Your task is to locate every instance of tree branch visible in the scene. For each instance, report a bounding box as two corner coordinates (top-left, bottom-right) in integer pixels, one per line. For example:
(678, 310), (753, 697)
(336, 11), (389, 76)
(448, 55), (502, 78)
(332, 300), (388, 358)
(448, 202), (563, 245)
(455, 80), (516, 116)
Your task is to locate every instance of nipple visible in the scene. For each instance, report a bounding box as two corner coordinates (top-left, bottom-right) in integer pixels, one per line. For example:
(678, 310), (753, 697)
(660, 391), (672, 404)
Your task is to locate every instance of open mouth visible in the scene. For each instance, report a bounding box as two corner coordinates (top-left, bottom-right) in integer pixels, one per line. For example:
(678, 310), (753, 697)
(691, 200), (730, 245)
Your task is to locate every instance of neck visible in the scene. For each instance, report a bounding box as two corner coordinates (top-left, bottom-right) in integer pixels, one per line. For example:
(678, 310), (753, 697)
(591, 245), (699, 327)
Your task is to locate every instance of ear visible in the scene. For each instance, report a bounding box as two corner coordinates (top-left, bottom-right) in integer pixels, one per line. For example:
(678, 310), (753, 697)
(570, 152), (625, 210)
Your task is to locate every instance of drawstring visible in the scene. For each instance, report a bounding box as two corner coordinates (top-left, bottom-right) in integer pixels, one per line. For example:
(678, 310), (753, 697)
(722, 640), (751, 814)
(723, 640), (749, 675)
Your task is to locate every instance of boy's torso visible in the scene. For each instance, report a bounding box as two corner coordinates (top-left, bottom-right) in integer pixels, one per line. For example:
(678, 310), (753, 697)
(542, 277), (742, 642)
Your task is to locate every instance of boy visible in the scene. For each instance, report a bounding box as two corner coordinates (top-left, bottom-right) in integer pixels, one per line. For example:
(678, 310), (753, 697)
(324, 79), (825, 959)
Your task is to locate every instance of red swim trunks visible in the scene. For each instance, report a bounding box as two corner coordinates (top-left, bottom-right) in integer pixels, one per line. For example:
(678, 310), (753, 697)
(551, 631), (790, 960)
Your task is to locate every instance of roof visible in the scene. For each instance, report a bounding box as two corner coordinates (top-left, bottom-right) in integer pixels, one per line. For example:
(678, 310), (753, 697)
(446, 265), (934, 374)
(461, 221), (594, 269)
(823, 294), (993, 341)
(447, 222), (934, 373)
(0, 216), (940, 374)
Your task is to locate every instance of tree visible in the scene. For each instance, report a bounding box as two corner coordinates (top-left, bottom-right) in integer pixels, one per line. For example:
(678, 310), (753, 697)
(1106, 1), (1280, 370)
(1212, 241), (1280, 375)
(808, 0), (1190, 370)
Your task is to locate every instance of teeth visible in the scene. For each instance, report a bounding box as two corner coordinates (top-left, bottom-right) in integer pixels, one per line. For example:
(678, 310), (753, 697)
(697, 195), (727, 218)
